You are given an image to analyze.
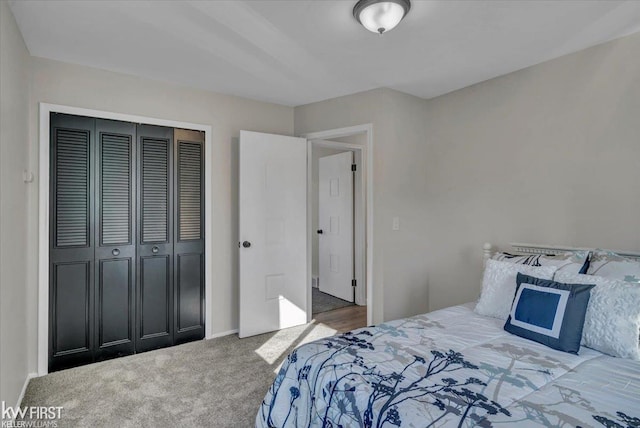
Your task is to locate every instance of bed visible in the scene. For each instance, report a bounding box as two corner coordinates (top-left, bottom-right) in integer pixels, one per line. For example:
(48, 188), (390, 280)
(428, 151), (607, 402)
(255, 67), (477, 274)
(256, 243), (640, 428)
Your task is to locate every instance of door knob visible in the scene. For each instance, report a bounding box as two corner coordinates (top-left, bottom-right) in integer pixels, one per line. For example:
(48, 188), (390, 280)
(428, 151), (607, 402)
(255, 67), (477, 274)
(242, 241), (251, 248)
(112, 248), (120, 256)
(152, 246), (159, 254)
(317, 229), (323, 234)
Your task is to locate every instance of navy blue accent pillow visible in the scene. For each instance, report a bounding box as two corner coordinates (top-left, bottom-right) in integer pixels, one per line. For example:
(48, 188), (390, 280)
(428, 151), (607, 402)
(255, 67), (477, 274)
(504, 273), (595, 354)
(578, 252), (591, 274)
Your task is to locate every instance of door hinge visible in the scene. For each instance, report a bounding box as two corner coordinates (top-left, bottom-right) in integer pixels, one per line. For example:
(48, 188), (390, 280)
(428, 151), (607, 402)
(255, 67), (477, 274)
(352, 279), (357, 287)
(351, 164), (357, 172)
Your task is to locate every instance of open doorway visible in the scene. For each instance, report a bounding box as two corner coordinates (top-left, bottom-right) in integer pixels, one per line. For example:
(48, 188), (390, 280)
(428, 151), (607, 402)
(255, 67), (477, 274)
(312, 146), (354, 313)
(309, 136), (367, 329)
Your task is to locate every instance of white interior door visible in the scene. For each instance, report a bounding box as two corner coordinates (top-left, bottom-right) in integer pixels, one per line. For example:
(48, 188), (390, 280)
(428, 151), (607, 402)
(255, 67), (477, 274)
(318, 151), (354, 302)
(239, 131), (308, 338)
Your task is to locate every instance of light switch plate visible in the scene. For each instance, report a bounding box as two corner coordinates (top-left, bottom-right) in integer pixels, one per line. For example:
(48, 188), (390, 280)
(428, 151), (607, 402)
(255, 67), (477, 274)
(392, 217), (400, 231)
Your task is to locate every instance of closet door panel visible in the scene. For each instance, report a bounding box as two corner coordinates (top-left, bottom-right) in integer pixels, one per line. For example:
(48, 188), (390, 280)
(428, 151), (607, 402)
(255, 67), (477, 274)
(53, 127), (91, 248)
(136, 124), (174, 352)
(51, 262), (91, 354)
(49, 113), (95, 371)
(140, 256), (171, 337)
(97, 259), (132, 344)
(51, 120), (92, 252)
(99, 130), (133, 246)
(94, 119), (136, 360)
(176, 254), (203, 331)
(174, 129), (205, 344)
(141, 137), (170, 244)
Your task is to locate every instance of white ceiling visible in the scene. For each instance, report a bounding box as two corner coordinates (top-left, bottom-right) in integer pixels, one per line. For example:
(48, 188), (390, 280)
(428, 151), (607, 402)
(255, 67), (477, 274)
(9, 0), (640, 106)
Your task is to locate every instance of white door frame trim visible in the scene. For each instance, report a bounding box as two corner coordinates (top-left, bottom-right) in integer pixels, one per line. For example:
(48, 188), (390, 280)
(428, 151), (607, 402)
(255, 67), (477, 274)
(300, 124), (373, 326)
(38, 103), (213, 376)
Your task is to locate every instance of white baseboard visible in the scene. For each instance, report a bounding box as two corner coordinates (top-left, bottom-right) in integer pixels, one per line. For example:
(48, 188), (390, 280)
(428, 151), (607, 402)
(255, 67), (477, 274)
(2, 372), (38, 422)
(15, 372), (37, 410)
(206, 329), (238, 340)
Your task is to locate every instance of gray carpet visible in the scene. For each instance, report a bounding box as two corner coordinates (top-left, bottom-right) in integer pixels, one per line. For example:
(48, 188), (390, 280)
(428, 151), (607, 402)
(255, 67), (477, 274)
(312, 287), (354, 314)
(20, 322), (338, 427)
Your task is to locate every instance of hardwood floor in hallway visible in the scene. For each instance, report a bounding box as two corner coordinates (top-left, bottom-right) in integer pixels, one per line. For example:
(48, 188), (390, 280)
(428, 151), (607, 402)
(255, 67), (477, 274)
(312, 304), (367, 333)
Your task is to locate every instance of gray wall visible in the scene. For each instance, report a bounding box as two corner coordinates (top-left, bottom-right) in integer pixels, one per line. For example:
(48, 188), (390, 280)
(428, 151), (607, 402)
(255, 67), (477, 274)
(22, 57), (293, 377)
(422, 31), (640, 311)
(296, 31), (640, 321)
(296, 88), (431, 323)
(0, 0), (30, 407)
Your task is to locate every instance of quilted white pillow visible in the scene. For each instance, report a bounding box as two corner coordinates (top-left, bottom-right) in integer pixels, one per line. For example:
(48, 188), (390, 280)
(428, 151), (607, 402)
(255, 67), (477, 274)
(475, 259), (558, 320)
(586, 251), (640, 283)
(555, 271), (640, 360)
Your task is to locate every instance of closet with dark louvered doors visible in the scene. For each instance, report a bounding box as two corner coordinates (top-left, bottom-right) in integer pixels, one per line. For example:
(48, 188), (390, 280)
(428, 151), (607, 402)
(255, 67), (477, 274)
(49, 113), (205, 372)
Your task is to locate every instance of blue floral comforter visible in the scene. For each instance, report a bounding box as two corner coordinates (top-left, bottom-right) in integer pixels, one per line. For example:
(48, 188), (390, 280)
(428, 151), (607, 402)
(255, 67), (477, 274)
(256, 304), (640, 427)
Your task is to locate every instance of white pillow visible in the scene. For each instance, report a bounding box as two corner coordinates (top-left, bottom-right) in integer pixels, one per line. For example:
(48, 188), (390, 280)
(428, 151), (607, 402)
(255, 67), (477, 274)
(492, 251), (588, 275)
(555, 271), (640, 360)
(587, 251), (640, 283)
(475, 259), (558, 320)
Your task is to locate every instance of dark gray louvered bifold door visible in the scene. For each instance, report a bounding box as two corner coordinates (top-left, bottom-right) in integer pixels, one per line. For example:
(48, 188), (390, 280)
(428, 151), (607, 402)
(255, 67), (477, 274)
(94, 119), (136, 361)
(173, 129), (205, 344)
(136, 125), (174, 353)
(49, 114), (95, 371)
(50, 115), (205, 371)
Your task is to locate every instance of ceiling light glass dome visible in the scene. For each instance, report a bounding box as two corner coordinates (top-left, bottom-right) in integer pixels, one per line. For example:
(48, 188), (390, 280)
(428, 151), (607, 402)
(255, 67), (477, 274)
(353, 0), (411, 34)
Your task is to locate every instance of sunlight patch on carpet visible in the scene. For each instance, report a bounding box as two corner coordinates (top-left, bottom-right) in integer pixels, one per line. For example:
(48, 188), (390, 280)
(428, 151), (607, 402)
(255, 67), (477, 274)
(254, 322), (337, 369)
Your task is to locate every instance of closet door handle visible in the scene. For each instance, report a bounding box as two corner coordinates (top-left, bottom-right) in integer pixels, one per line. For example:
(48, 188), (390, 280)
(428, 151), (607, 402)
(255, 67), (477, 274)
(152, 246), (159, 254)
(112, 248), (120, 256)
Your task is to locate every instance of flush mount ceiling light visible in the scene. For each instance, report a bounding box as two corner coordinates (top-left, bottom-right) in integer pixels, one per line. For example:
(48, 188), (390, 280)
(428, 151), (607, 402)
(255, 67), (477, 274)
(353, 0), (411, 35)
